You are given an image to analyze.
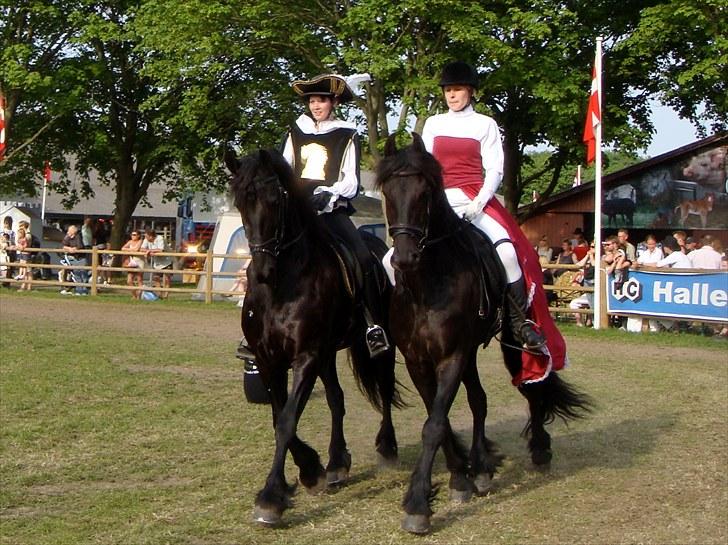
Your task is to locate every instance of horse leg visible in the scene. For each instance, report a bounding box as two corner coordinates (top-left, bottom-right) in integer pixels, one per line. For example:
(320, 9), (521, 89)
(318, 353), (351, 486)
(402, 361), (466, 534)
(254, 356), (325, 525)
(374, 349), (399, 465)
(462, 358), (504, 494)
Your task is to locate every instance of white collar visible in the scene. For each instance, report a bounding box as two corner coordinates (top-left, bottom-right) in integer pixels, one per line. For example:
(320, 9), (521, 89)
(295, 114), (355, 135)
(447, 104), (475, 118)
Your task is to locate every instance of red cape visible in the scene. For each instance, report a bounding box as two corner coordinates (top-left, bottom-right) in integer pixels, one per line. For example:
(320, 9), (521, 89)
(467, 195), (568, 385)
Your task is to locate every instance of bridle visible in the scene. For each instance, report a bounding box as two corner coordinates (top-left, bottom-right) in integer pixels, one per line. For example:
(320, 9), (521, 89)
(386, 170), (462, 251)
(244, 173), (303, 258)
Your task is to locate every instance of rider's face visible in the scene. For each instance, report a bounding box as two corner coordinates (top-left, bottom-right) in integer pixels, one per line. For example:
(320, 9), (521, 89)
(443, 85), (473, 112)
(308, 95), (334, 122)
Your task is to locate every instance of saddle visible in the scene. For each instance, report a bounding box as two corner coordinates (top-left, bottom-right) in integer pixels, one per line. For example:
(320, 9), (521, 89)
(463, 223), (508, 340)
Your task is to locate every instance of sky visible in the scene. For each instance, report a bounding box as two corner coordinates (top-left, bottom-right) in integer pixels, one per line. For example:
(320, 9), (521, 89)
(643, 100), (709, 157)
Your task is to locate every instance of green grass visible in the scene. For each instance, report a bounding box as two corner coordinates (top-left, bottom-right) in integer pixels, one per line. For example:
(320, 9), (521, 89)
(1, 292), (726, 544)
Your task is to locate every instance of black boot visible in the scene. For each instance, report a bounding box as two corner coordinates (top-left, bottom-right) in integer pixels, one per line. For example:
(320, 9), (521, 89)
(506, 278), (546, 351)
(235, 334), (255, 361)
(362, 270), (390, 358)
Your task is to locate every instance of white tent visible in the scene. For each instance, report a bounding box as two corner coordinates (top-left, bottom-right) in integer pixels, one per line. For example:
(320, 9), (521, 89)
(195, 211), (249, 298)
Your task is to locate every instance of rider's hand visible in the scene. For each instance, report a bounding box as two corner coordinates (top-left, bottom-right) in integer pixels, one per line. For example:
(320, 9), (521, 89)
(463, 189), (493, 221)
(310, 191), (334, 212)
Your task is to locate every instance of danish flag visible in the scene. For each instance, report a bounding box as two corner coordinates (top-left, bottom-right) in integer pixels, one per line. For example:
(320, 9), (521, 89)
(583, 65), (600, 165)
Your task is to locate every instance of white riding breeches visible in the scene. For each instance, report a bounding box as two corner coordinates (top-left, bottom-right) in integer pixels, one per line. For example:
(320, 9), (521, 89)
(445, 188), (522, 283)
(381, 188), (523, 285)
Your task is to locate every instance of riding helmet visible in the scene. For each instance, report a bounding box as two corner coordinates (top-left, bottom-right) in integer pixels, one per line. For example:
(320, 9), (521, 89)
(291, 74), (354, 103)
(438, 61), (479, 89)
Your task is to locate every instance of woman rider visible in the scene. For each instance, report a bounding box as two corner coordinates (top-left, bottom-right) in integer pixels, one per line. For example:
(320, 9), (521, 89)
(421, 61), (546, 351)
(237, 74), (390, 360)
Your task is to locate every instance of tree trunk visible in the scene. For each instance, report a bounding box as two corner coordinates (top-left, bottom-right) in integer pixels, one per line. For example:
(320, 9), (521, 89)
(501, 127), (522, 214)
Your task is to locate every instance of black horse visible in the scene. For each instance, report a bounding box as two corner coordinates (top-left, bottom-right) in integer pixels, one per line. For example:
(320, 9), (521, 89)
(376, 133), (591, 534)
(226, 149), (402, 525)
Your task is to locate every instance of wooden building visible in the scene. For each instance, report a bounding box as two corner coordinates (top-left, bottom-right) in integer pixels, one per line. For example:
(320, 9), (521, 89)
(518, 133), (728, 248)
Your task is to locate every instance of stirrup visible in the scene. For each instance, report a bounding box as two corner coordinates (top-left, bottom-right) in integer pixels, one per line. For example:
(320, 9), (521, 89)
(236, 338), (255, 361)
(365, 324), (391, 358)
(520, 320), (546, 351)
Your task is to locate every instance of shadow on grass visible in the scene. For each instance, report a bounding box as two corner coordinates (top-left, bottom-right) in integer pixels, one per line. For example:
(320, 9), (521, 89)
(265, 412), (677, 532)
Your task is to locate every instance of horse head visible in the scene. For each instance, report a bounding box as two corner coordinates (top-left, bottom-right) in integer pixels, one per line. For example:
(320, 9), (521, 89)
(376, 132), (446, 273)
(227, 148), (295, 284)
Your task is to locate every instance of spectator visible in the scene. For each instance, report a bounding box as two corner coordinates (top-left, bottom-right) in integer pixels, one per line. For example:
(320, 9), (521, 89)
(121, 231), (144, 299)
(572, 229), (589, 261)
(535, 235), (553, 262)
(672, 230), (687, 254)
(61, 225), (89, 295)
(603, 235), (630, 287)
(94, 219), (113, 285)
(688, 235), (722, 270)
(554, 239), (576, 278)
(657, 236), (692, 269)
(2, 216), (16, 286)
(635, 234), (663, 268)
(684, 236), (697, 253)
(617, 228), (636, 263)
(569, 241), (597, 327)
(0, 232), (10, 280)
(538, 255), (557, 306)
(142, 228), (173, 299)
(15, 226), (32, 291)
(81, 217), (94, 249)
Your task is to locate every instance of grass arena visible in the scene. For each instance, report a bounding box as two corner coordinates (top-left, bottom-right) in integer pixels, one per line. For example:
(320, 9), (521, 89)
(1, 291), (726, 545)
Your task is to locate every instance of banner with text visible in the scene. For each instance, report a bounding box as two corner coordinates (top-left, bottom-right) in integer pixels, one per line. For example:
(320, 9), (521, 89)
(607, 270), (728, 322)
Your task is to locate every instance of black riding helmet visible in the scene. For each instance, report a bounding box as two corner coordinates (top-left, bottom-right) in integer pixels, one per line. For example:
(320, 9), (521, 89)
(438, 61), (479, 89)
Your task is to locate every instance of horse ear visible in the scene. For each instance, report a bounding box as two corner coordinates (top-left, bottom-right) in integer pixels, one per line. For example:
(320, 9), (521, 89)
(224, 149), (239, 174)
(384, 134), (398, 157)
(411, 132), (426, 152)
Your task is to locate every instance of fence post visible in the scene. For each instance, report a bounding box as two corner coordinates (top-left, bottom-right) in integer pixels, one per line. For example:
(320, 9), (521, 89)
(596, 267), (609, 329)
(205, 248), (213, 304)
(90, 248), (99, 296)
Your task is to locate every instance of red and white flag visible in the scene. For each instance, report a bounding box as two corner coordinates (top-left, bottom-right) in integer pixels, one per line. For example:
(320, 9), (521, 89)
(0, 94), (6, 161)
(44, 160), (52, 185)
(583, 64), (600, 164)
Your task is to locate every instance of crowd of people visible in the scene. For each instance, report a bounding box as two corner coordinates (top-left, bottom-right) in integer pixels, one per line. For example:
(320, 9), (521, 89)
(535, 228), (727, 335)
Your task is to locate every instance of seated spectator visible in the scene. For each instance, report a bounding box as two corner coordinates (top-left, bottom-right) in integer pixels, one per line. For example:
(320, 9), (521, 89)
(603, 235), (631, 288)
(122, 231), (144, 299)
(657, 236), (691, 269)
(572, 229), (589, 261)
(554, 239), (576, 277)
(689, 235), (722, 270)
(618, 228), (636, 263)
(635, 234), (663, 268)
(538, 255), (557, 305)
(142, 228), (173, 299)
(535, 236), (553, 262)
(569, 241), (597, 327)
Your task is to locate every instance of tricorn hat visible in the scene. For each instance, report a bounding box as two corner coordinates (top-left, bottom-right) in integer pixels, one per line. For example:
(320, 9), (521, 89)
(291, 74), (354, 103)
(439, 61), (479, 89)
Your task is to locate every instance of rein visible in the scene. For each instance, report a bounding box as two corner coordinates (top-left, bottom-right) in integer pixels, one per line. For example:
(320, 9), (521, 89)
(386, 171), (463, 251)
(245, 174), (304, 258)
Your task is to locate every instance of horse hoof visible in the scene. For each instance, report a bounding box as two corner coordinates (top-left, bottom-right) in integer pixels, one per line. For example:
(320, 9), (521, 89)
(402, 514), (430, 534)
(252, 505), (282, 526)
(474, 473), (493, 495)
(326, 468), (349, 486)
(532, 449), (553, 469)
(304, 475), (328, 495)
(376, 452), (399, 470)
(449, 487), (473, 503)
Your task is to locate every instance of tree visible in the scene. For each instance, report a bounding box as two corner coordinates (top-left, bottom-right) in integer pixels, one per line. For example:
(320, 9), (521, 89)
(621, 0), (727, 135)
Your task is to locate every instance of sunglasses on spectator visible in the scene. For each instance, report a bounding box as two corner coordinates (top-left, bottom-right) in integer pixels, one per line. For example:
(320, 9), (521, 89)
(131, 233), (139, 236)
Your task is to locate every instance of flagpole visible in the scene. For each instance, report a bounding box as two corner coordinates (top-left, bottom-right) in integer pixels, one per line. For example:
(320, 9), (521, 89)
(41, 161), (49, 223)
(593, 37), (604, 329)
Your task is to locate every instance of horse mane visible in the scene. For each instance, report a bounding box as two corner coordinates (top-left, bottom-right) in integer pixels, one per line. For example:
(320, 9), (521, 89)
(230, 148), (326, 238)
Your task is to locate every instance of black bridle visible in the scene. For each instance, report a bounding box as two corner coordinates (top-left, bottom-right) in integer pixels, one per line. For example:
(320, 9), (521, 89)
(386, 170), (462, 251)
(245, 173), (303, 258)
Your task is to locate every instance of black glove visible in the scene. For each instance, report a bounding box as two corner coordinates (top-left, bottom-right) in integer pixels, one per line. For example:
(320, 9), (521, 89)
(310, 191), (334, 211)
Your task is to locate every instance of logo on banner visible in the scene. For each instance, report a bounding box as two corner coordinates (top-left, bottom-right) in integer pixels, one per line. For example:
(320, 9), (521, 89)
(611, 277), (642, 302)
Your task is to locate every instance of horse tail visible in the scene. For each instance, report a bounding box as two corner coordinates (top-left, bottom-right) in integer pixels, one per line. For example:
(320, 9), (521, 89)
(349, 339), (406, 412)
(520, 372), (594, 435)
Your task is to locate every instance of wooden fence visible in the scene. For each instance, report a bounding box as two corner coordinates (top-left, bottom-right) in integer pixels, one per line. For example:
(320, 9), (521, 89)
(3, 247), (601, 321)
(1, 247), (247, 303)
